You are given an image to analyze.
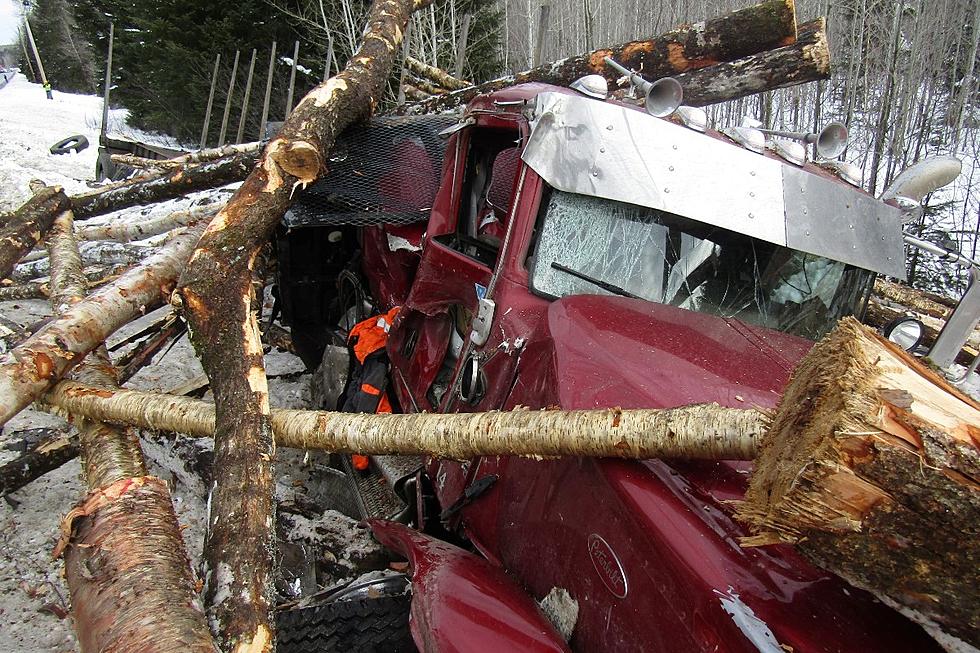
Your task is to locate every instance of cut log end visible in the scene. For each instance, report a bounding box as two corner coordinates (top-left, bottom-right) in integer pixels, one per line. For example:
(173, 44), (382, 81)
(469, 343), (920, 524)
(738, 317), (980, 645)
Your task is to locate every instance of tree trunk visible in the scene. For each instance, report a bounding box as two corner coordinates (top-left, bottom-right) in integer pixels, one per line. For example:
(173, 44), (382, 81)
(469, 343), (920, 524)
(46, 206), (217, 653)
(393, 0), (799, 115)
(405, 55), (470, 90)
(873, 278), (955, 319)
(672, 18), (829, 107)
(70, 152), (255, 220)
(12, 241), (152, 283)
(76, 204), (218, 243)
(0, 427), (78, 496)
(0, 265), (129, 301)
(173, 2), (428, 650)
(42, 382), (764, 460)
(0, 185), (71, 279)
(737, 317), (980, 646)
(0, 222), (205, 430)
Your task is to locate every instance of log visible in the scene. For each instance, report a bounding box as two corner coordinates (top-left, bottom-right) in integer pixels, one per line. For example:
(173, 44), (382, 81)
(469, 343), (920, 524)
(410, 75), (449, 96)
(76, 204), (219, 243)
(393, 0), (799, 115)
(110, 153), (179, 171)
(404, 55), (471, 90)
(0, 185), (71, 279)
(0, 427), (78, 496)
(41, 382), (764, 460)
(12, 241), (151, 282)
(737, 317), (980, 646)
(673, 18), (829, 107)
(173, 1), (427, 649)
(70, 152), (255, 220)
(0, 264), (129, 301)
(46, 205), (217, 653)
(111, 143), (264, 172)
(0, 221), (206, 430)
(873, 278), (954, 319)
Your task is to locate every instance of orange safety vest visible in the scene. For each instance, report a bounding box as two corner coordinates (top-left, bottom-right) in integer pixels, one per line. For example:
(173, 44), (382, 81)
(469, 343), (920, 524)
(341, 306), (399, 415)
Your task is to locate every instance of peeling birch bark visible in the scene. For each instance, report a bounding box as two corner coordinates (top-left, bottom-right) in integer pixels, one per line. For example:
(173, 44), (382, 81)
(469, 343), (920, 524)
(0, 265), (129, 301)
(76, 204), (219, 243)
(13, 241), (152, 282)
(174, 2), (429, 650)
(737, 318), (980, 646)
(0, 222), (206, 429)
(0, 185), (71, 279)
(394, 0), (799, 114)
(42, 382), (764, 460)
(47, 206), (217, 653)
(71, 152), (255, 220)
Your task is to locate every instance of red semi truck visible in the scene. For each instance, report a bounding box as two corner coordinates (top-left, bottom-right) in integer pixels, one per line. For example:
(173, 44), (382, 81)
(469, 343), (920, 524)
(273, 77), (973, 652)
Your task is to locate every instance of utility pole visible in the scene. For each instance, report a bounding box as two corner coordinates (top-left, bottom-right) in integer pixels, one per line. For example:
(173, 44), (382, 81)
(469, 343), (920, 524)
(236, 49), (257, 144)
(100, 23), (114, 141)
(22, 15), (51, 99)
(200, 53), (221, 149)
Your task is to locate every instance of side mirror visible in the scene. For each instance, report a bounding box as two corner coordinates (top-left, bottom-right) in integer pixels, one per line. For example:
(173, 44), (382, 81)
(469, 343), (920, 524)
(883, 316), (925, 352)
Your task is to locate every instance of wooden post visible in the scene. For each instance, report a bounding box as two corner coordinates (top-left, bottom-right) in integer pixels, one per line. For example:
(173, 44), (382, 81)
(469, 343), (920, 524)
(533, 4), (551, 67)
(285, 40), (299, 116)
(100, 23), (114, 140)
(18, 30), (36, 82)
(397, 22), (414, 105)
(236, 49), (257, 144)
(200, 53), (221, 149)
(454, 12), (471, 79)
(217, 49), (240, 147)
(259, 42), (276, 140)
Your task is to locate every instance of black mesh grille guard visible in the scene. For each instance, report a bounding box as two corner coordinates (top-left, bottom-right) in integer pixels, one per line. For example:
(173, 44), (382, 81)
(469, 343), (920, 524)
(284, 114), (458, 229)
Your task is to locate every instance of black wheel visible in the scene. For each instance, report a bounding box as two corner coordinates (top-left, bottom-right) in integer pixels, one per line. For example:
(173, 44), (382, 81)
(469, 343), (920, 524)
(50, 135), (89, 155)
(276, 594), (414, 653)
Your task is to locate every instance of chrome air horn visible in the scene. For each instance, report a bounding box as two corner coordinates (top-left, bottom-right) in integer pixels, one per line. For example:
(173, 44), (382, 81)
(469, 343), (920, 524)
(603, 56), (683, 118)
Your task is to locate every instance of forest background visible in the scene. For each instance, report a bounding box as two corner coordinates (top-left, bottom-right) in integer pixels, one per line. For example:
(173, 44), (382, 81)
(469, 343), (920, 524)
(11, 0), (980, 296)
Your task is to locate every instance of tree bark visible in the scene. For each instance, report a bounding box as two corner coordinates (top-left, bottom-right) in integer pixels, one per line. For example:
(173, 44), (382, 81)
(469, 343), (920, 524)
(46, 206), (217, 653)
(70, 152), (255, 220)
(671, 18), (829, 107)
(404, 55), (470, 90)
(393, 0), (799, 115)
(737, 317), (980, 646)
(12, 241), (152, 283)
(0, 427), (78, 496)
(76, 204), (219, 243)
(173, 2), (428, 650)
(0, 222), (205, 430)
(873, 278), (955, 319)
(0, 185), (71, 279)
(0, 265), (129, 301)
(41, 382), (764, 460)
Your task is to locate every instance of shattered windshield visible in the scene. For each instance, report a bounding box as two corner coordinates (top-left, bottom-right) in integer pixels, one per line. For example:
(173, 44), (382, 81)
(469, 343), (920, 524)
(528, 190), (873, 341)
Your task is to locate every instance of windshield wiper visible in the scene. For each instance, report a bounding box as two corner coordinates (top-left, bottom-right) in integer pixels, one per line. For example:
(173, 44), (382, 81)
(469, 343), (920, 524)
(551, 261), (641, 299)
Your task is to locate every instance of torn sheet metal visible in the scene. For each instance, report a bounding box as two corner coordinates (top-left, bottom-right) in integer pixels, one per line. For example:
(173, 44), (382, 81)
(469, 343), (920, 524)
(521, 92), (905, 277)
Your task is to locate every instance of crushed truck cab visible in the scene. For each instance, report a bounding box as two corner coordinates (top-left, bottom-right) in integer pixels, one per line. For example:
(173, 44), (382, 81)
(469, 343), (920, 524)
(275, 82), (951, 651)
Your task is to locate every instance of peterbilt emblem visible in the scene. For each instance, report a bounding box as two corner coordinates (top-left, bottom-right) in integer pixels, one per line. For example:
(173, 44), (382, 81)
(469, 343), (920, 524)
(588, 533), (628, 598)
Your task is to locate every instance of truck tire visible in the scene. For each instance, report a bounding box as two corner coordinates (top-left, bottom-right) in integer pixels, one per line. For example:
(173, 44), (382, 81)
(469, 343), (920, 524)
(276, 594), (414, 653)
(50, 135), (89, 155)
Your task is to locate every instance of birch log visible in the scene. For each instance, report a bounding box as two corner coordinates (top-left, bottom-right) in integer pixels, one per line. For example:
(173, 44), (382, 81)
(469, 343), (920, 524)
(173, 1), (428, 650)
(42, 383), (764, 460)
(404, 56), (471, 90)
(0, 222), (205, 429)
(76, 204), (219, 243)
(0, 185), (70, 279)
(393, 0), (799, 115)
(737, 318), (980, 646)
(70, 152), (255, 220)
(46, 206), (217, 653)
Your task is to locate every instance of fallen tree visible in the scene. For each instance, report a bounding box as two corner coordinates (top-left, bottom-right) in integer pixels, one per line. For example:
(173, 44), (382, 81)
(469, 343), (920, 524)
(393, 0), (801, 114)
(0, 185), (71, 279)
(737, 317), (980, 646)
(173, 1), (428, 649)
(404, 55), (470, 90)
(41, 383), (764, 459)
(45, 204), (217, 653)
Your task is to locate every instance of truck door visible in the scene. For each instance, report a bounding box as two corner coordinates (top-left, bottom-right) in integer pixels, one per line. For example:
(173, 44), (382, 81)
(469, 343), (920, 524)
(387, 122), (527, 416)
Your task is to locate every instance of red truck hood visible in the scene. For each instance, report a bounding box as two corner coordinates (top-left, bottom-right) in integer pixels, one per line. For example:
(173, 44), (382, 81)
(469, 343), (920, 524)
(546, 295), (814, 411)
